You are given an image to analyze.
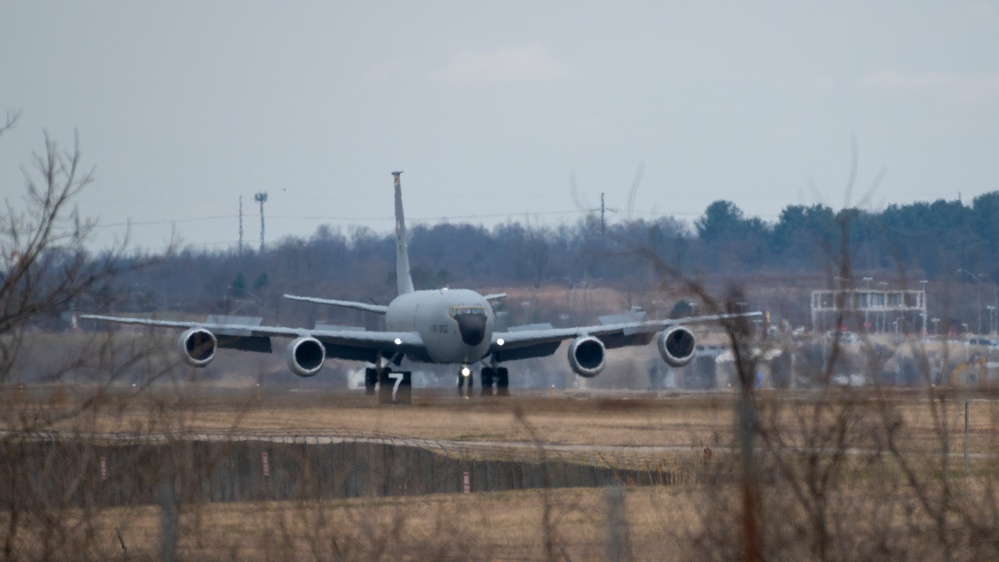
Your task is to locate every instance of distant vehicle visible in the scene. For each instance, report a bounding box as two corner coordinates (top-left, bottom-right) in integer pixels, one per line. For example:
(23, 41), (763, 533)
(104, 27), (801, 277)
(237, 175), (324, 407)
(839, 331), (860, 343)
(832, 373), (867, 387)
(84, 172), (760, 395)
(826, 330), (859, 343)
(966, 338), (997, 347)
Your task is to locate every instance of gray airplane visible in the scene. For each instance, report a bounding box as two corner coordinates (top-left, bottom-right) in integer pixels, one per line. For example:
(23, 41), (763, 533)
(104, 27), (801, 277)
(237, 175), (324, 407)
(83, 172), (760, 396)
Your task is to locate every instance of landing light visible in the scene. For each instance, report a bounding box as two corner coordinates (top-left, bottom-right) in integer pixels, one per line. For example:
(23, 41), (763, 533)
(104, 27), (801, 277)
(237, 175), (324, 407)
(394, 338), (402, 345)
(461, 366), (471, 377)
(497, 338), (505, 346)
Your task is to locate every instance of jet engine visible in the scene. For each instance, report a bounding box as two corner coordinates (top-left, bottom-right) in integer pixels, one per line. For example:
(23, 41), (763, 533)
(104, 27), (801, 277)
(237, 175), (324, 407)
(568, 336), (605, 378)
(657, 327), (696, 367)
(286, 336), (325, 377)
(178, 328), (217, 367)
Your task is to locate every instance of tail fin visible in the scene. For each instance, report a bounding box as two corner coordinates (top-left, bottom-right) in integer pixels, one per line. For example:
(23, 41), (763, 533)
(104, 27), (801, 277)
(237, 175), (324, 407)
(393, 171), (415, 295)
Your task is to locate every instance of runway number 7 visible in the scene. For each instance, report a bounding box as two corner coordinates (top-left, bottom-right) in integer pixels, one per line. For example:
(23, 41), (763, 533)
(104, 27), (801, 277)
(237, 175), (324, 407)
(388, 372), (404, 402)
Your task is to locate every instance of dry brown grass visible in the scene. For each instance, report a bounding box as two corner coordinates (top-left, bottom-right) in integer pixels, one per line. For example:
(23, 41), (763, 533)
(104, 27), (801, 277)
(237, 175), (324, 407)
(0, 486), (699, 561)
(6, 471), (995, 561)
(5, 387), (999, 560)
(3, 386), (737, 445)
(10, 386), (999, 455)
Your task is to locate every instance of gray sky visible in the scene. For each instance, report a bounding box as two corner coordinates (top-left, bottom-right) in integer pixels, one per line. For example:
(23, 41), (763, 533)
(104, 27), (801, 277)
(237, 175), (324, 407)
(2, 1), (998, 252)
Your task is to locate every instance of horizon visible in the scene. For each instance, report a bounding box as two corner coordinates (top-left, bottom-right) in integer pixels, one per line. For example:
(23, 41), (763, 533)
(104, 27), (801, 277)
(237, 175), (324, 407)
(106, 187), (994, 256)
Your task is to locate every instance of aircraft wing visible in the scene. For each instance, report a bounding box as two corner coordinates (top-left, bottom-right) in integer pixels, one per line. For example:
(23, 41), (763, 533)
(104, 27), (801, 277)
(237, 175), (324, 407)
(283, 294), (389, 314)
(80, 314), (427, 363)
(490, 311), (762, 362)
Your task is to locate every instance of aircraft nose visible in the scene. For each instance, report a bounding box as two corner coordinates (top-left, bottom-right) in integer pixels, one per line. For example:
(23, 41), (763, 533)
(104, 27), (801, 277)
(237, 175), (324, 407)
(455, 313), (487, 346)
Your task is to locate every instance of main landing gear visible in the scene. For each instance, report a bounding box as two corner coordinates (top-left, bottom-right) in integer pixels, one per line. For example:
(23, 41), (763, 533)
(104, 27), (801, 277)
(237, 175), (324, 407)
(456, 365), (509, 397)
(365, 366), (412, 404)
(480, 366), (509, 397)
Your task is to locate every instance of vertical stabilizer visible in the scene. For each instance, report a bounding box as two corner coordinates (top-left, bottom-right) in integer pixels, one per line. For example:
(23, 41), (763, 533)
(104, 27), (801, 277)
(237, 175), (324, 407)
(393, 171), (415, 295)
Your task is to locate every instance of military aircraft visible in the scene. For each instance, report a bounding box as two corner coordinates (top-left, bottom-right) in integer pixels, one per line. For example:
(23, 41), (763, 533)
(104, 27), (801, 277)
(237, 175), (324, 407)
(83, 171), (760, 397)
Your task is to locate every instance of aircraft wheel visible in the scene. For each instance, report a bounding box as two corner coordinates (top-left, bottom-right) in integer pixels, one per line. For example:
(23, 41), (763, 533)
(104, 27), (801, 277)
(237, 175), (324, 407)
(495, 367), (510, 396)
(364, 368), (378, 395)
(480, 368), (495, 396)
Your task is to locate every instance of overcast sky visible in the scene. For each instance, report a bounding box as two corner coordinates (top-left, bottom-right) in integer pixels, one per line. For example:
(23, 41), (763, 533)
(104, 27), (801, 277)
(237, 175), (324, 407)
(2, 1), (998, 252)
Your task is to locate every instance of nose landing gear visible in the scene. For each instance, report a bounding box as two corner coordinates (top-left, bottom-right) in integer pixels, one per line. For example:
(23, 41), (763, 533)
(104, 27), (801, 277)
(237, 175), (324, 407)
(456, 364), (474, 397)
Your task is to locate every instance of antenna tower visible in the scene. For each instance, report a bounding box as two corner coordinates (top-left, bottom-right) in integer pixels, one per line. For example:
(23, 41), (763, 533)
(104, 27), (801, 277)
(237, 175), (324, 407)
(254, 192), (268, 252)
(599, 193), (618, 235)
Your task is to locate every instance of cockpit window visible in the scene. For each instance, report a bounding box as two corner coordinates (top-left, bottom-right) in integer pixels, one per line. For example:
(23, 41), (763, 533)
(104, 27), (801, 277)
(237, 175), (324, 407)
(449, 306), (486, 317)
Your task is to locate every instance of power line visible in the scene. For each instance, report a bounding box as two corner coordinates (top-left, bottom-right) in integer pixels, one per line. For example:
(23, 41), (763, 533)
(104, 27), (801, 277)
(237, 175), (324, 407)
(91, 207), (775, 232)
(94, 215), (236, 228)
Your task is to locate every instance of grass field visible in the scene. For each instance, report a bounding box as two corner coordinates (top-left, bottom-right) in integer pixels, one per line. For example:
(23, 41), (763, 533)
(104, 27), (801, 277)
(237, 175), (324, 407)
(14, 384), (999, 454)
(4, 385), (999, 560)
(2, 485), (702, 561)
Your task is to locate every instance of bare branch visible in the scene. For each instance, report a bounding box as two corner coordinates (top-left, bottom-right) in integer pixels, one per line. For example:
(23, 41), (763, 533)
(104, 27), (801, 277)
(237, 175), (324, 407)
(0, 109), (19, 137)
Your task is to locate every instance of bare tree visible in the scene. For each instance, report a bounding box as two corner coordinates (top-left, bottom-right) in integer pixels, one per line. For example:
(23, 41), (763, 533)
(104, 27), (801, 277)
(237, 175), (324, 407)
(0, 116), (178, 560)
(0, 118), (131, 383)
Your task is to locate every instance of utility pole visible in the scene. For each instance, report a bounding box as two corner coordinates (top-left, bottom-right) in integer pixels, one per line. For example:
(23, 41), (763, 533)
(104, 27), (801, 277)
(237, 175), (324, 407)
(600, 192), (606, 235)
(238, 196), (243, 256)
(597, 193), (617, 236)
(254, 192), (268, 252)
(958, 269), (983, 334)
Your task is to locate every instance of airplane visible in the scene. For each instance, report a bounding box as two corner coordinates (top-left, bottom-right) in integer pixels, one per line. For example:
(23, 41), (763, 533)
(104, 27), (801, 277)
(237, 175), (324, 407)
(83, 171), (761, 398)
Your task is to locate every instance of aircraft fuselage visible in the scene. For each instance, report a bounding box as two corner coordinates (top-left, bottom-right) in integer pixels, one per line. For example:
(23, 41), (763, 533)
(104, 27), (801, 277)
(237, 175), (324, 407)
(385, 288), (493, 364)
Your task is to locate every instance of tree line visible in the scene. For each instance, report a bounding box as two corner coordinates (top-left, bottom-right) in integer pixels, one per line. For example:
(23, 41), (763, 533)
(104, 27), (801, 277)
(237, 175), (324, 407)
(93, 191), (999, 328)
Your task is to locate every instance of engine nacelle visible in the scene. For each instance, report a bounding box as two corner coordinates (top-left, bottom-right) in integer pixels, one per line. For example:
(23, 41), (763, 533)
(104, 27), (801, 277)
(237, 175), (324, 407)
(178, 328), (217, 368)
(657, 327), (696, 368)
(568, 335), (605, 378)
(286, 336), (325, 377)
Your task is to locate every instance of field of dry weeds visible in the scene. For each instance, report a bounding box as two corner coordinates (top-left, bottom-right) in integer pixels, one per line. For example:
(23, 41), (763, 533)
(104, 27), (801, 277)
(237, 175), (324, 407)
(17, 385), (999, 456)
(4, 386), (999, 560)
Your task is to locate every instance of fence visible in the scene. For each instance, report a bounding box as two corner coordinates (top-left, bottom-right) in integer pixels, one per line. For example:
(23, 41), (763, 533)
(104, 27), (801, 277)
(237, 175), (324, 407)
(2, 437), (683, 508)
